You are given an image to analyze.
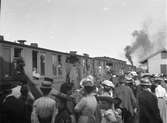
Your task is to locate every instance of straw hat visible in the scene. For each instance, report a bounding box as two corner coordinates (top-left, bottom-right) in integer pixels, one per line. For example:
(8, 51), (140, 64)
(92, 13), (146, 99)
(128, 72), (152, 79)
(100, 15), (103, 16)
(102, 80), (115, 88)
(80, 76), (94, 87)
(140, 78), (151, 86)
(141, 73), (152, 78)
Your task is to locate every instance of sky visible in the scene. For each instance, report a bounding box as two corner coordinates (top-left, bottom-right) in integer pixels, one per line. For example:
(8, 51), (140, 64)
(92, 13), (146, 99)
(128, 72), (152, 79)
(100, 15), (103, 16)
(0, 0), (166, 65)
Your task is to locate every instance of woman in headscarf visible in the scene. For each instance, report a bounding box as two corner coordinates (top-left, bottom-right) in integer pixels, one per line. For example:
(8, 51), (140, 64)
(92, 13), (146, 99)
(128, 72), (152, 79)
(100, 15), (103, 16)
(74, 76), (98, 123)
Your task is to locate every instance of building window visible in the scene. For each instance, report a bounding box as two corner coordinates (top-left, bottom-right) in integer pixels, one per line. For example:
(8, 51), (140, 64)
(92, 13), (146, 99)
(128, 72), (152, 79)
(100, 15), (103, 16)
(52, 55), (57, 76)
(40, 54), (45, 75)
(160, 64), (167, 75)
(161, 51), (167, 59)
(14, 48), (22, 57)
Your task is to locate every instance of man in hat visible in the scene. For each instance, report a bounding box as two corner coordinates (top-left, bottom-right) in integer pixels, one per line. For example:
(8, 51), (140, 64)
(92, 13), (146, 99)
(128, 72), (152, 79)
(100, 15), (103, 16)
(31, 80), (58, 123)
(114, 75), (137, 123)
(138, 78), (162, 123)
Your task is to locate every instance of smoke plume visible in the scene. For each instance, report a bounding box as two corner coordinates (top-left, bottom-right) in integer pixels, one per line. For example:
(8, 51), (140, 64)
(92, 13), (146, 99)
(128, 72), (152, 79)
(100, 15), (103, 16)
(124, 20), (167, 65)
(124, 46), (133, 66)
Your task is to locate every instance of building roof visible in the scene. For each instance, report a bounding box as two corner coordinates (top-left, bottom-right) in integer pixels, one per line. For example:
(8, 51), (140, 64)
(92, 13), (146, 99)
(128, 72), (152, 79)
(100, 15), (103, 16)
(140, 48), (167, 64)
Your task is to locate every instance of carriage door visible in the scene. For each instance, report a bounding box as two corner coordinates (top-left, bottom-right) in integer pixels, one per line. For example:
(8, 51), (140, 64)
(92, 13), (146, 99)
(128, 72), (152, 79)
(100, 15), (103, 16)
(2, 46), (11, 77)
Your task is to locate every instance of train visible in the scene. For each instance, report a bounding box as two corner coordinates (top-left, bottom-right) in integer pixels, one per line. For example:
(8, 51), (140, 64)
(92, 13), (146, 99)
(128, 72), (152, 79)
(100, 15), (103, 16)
(0, 37), (135, 90)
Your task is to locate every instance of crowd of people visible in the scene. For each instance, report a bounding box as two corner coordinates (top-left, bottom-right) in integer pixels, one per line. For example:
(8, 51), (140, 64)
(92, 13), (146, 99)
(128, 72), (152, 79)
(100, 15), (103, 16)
(0, 58), (167, 123)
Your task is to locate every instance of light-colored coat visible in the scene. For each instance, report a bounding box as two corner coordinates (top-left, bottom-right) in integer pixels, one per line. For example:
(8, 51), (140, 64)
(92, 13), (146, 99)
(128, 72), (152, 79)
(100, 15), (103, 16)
(75, 94), (98, 123)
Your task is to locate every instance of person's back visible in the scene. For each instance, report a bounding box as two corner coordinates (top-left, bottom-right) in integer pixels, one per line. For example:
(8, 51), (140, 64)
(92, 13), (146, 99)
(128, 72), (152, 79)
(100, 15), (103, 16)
(138, 90), (162, 123)
(75, 94), (97, 123)
(115, 83), (137, 123)
(31, 81), (58, 123)
(82, 95), (97, 114)
(115, 84), (137, 115)
(3, 95), (31, 123)
(34, 97), (56, 118)
(75, 76), (98, 123)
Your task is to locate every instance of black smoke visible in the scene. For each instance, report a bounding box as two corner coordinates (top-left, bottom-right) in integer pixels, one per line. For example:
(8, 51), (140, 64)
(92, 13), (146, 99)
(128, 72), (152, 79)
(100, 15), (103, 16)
(124, 22), (166, 65)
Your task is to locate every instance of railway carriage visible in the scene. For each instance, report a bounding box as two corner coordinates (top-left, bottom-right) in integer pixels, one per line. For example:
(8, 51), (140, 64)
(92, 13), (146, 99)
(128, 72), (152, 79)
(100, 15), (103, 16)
(0, 37), (133, 90)
(0, 38), (95, 89)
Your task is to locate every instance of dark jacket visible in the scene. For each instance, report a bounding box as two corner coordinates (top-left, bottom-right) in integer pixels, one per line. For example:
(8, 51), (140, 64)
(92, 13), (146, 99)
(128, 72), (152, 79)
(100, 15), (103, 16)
(138, 90), (162, 123)
(115, 84), (137, 117)
(2, 96), (32, 123)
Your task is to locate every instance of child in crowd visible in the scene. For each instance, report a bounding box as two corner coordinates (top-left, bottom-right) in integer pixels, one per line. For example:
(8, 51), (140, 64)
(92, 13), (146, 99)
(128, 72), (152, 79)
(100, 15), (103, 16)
(100, 97), (122, 123)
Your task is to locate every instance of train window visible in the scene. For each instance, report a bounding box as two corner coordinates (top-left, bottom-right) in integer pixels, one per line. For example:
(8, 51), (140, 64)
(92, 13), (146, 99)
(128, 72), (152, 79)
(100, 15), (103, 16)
(52, 55), (57, 76)
(58, 55), (62, 64)
(40, 54), (45, 75)
(14, 48), (22, 57)
(57, 55), (63, 76)
(32, 50), (38, 69)
(82, 59), (86, 74)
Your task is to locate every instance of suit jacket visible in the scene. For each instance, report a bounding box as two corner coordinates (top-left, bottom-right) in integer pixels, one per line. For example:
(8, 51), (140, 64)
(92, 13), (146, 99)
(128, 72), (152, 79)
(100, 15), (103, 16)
(138, 90), (162, 123)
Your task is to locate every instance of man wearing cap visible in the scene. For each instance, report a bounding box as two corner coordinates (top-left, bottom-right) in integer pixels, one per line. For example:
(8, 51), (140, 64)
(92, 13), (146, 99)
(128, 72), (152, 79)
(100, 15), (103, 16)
(31, 81), (58, 123)
(138, 78), (162, 123)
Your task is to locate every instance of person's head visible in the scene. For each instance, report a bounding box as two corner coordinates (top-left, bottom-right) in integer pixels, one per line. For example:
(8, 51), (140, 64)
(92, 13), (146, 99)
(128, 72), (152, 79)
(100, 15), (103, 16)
(80, 75), (94, 87)
(13, 57), (25, 71)
(60, 82), (74, 95)
(40, 81), (52, 96)
(118, 75), (126, 85)
(154, 77), (161, 85)
(84, 86), (95, 94)
(140, 78), (152, 89)
(151, 84), (157, 93)
(101, 80), (115, 92)
(80, 76), (95, 94)
(33, 67), (37, 72)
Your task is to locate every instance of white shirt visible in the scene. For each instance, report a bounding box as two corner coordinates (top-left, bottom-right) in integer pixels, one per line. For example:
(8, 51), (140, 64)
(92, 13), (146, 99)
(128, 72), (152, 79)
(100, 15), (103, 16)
(155, 85), (167, 98)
